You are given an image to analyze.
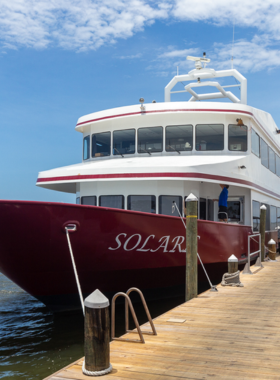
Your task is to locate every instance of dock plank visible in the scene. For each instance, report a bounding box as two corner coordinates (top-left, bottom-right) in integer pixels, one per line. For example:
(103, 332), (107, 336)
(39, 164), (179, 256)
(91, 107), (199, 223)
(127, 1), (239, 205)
(44, 260), (280, 380)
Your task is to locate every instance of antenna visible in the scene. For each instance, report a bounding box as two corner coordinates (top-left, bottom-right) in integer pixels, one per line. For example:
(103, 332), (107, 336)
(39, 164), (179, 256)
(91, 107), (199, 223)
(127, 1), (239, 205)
(187, 52), (210, 70)
(231, 19), (235, 69)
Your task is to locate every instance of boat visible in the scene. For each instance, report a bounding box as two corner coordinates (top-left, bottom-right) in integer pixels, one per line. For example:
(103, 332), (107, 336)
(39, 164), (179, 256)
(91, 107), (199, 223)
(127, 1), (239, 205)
(0, 54), (279, 312)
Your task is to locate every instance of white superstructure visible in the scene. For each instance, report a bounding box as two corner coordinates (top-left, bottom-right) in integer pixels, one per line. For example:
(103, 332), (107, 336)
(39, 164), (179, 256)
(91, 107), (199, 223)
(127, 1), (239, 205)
(37, 55), (280, 232)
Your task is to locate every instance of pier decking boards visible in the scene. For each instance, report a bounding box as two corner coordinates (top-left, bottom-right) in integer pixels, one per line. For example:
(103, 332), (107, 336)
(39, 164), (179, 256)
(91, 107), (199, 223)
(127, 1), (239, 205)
(45, 259), (280, 380)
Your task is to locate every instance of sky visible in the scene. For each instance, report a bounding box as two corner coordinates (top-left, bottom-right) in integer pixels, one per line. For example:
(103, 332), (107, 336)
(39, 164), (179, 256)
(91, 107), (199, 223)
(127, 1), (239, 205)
(1, 0), (280, 203)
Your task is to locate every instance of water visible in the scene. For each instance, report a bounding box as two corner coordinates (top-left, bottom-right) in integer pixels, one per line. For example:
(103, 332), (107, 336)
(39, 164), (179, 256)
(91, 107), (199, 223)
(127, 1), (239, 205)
(0, 273), (188, 379)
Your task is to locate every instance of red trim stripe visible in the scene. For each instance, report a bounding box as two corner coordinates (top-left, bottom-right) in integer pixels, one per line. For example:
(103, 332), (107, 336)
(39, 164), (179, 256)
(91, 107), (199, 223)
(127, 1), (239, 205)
(76, 108), (253, 126)
(37, 172), (280, 199)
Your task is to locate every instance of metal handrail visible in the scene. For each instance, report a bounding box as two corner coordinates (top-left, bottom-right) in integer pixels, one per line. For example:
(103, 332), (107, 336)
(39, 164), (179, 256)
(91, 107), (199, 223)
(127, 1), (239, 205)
(243, 233), (263, 275)
(125, 288), (157, 336)
(218, 211), (228, 222)
(111, 292), (145, 343)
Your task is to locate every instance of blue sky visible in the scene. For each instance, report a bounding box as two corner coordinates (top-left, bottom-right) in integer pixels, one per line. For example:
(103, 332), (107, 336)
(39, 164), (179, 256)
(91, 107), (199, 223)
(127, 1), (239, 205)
(1, 0), (280, 203)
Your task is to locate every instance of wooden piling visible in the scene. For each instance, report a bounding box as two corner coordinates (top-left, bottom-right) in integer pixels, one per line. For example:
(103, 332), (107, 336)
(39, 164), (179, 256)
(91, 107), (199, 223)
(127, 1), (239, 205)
(268, 239), (276, 261)
(260, 205), (266, 261)
(185, 193), (198, 302)
(84, 289), (111, 374)
(228, 254), (238, 273)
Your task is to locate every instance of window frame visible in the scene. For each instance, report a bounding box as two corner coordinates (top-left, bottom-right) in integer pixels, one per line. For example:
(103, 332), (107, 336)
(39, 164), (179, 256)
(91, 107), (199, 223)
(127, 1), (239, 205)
(113, 128), (136, 156)
(92, 131), (111, 158)
(228, 124), (248, 152)
(83, 135), (90, 160)
(195, 124), (224, 151)
(137, 126), (163, 154)
(165, 124), (193, 153)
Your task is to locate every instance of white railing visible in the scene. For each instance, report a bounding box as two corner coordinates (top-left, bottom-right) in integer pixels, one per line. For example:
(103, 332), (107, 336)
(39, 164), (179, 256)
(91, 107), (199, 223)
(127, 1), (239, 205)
(243, 234), (262, 275)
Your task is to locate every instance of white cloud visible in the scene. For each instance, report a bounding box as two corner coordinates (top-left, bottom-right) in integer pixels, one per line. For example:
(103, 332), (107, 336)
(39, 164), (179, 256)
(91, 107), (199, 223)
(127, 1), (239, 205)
(0, 0), (280, 65)
(156, 36), (280, 74)
(0, 0), (170, 51)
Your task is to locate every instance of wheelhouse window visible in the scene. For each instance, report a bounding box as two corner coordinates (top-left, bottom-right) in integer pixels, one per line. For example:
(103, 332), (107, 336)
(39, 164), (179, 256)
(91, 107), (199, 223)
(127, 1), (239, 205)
(253, 200), (260, 231)
(260, 138), (269, 168)
(128, 195), (156, 213)
(269, 147), (276, 173)
(92, 132), (111, 158)
(99, 195), (124, 209)
(195, 124), (224, 151)
(159, 195), (182, 217)
(113, 129), (135, 156)
(251, 129), (260, 157)
(271, 206), (277, 231)
(228, 124), (247, 151)
(81, 196), (96, 206)
(83, 135), (90, 160)
(166, 125), (193, 152)
(138, 127), (163, 154)
(276, 155), (280, 177)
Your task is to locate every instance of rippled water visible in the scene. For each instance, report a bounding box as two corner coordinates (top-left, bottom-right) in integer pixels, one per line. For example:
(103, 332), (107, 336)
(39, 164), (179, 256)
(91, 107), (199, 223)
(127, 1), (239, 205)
(0, 273), (189, 379)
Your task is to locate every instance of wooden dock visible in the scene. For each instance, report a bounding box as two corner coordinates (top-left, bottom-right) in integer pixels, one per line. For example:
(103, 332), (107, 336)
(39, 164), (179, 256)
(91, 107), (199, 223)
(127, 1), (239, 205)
(45, 259), (280, 380)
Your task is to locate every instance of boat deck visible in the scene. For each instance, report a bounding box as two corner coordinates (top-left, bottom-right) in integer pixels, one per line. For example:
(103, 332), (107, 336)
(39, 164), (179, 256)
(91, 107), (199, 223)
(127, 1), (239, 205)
(45, 258), (280, 380)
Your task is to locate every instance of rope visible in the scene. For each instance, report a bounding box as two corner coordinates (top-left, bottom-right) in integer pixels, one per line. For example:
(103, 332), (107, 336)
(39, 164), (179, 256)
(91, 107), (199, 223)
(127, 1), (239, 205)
(221, 270), (244, 287)
(65, 228), (85, 316)
(82, 361), (112, 376)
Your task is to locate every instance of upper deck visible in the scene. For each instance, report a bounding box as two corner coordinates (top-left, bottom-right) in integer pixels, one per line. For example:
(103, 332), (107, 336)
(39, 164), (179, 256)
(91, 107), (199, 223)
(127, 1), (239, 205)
(36, 56), (280, 199)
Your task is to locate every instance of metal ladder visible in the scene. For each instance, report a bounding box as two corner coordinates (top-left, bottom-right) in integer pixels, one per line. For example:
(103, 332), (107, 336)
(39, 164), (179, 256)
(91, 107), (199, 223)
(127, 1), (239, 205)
(111, 287), (157, 343)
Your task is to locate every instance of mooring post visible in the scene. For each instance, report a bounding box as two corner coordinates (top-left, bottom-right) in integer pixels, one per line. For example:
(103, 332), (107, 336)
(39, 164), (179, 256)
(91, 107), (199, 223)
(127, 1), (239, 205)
(268, 239), (276, 261)
(228, 254), (238, 274)
(185, 193), (198, 302)
(83, 289), (112, 376)
(260, 205), (266, 261)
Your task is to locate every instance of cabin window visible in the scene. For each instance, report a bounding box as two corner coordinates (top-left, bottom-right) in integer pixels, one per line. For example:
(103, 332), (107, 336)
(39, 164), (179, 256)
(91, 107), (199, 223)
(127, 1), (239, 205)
(228, 124), (247, 151)
(76, 197), (80, 205)
(138, 127), (163, 154)
(81, 196), (96, 206)
(92, 132), (111, 158)
(166, 125), (193, 152)
(83, 135), (90, 160)
(113, 129), (135, 156)
(159, 195), (182, 217)
(207, 199), (214, 221)
(276, 155), (280, 177)
(199, 198), (206, 220)
(260, 138), (269, 168)
(128, 195), (156, 213)
(195, 124), (224, 151)
(277, 208), (280, 229)
(271, 206), (277, 231)
(251, 129), (260, 157)
(253, 200), (260, 231)
(227, 197), (244, 223)
(99, 195), (124, 209)
(269, 147), (276, 173)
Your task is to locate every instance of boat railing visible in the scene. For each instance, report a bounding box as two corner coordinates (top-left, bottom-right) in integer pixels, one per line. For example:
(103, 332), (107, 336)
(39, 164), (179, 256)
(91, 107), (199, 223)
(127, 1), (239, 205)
(111, 287), (157, 344)
(243, 234), (263, 274)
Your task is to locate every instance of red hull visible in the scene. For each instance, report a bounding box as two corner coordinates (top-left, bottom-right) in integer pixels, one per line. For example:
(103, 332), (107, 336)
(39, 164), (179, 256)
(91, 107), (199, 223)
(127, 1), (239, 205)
(0, 201), (276, 312)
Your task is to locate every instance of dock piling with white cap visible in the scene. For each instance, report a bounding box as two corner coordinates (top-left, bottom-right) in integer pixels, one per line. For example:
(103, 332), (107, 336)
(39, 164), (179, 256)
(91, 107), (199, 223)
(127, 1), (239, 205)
(260, 205), (267, 261)
(83, 289), (112, 376)
(185, 193), (198, 302)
